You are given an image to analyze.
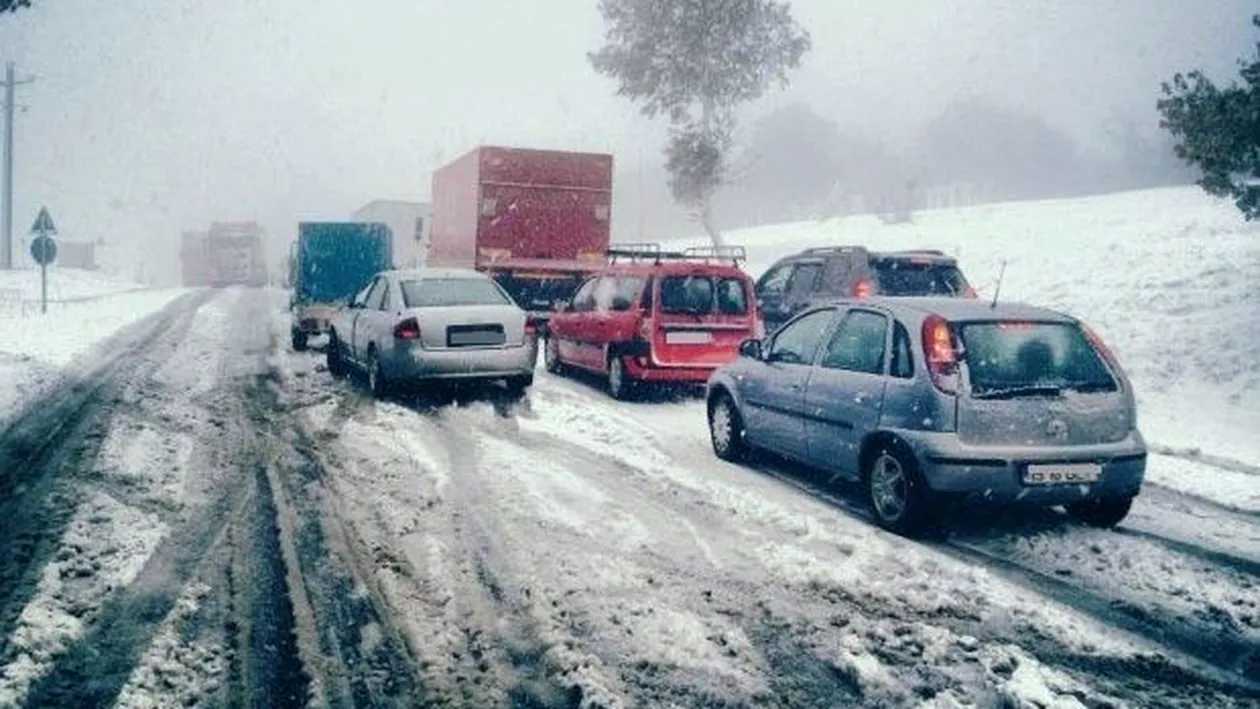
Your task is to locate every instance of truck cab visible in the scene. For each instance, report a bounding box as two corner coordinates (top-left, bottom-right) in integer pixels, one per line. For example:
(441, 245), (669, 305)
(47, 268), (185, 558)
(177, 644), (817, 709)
(290, 222), (393, 351)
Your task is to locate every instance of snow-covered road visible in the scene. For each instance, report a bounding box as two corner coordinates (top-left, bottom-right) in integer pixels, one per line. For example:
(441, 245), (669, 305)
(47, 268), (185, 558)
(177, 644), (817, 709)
(0, 287), (1256, 708)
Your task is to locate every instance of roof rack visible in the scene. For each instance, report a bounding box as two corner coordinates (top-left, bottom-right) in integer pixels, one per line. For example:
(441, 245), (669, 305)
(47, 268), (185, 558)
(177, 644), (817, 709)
(606, 243), (746, 265)
(801, 245), (867, 255)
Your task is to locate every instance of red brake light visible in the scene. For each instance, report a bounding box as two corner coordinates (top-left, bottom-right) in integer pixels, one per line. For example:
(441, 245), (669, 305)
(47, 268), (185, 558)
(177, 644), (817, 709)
(921, 315), (959, 394)
(852, 278), (873, 298)
(393, 317), (421, 340)
(524, 314), (538, 337)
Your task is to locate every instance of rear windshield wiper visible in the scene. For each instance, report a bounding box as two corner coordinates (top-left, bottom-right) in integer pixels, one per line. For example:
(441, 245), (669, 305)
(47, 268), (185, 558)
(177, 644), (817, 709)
(971, 385), (1064, 400)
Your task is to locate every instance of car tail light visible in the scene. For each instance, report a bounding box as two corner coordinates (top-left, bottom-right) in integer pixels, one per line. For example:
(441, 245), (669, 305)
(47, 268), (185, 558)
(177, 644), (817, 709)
(524, 314), (538, 337)
(921, 314), (958, 394)
(393, 317), (421, 340)
(852, 278), (873, 298)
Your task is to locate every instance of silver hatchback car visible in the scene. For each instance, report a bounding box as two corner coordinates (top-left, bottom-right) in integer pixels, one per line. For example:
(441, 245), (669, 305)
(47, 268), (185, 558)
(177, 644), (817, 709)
(705, 297), (1146, 536)
(327, 268), (538, 396)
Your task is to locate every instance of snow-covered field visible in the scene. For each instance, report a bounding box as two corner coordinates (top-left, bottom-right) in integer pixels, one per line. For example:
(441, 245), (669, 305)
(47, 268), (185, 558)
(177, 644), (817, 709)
(0, 268), (188, 426)
(666, 186), (1260, 472)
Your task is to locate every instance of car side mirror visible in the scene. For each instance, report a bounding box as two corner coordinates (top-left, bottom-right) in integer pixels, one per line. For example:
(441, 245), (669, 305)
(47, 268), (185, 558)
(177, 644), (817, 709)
(738, 338), (763, 360)
(611, 296), (633, 312)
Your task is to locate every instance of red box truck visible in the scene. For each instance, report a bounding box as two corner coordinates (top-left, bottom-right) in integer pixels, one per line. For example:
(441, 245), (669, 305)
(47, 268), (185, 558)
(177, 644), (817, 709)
(429, 146), (613, 316)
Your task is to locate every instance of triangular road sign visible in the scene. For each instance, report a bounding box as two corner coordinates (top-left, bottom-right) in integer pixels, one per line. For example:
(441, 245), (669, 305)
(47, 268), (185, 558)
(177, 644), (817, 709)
(30, 206), (57, 235)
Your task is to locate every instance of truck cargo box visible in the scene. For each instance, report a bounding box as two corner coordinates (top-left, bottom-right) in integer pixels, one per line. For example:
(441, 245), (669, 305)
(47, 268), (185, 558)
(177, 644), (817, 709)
(429, 146), (613, 312)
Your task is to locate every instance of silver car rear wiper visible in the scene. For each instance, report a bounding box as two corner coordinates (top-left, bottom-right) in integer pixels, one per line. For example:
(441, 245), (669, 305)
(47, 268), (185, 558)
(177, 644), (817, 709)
(971, 384), (1064, 400)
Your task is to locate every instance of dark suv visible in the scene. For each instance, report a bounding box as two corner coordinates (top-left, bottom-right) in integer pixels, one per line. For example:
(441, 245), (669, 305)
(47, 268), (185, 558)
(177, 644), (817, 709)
(756, 246), (976, 333)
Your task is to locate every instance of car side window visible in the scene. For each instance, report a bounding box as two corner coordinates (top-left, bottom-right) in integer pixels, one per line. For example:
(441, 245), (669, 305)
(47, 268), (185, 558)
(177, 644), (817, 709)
(378, 282), (392, 311)
(767, 308), (834, 365)
(787, 262), (823, 298)
(821, 310), (888, 374)
(641, 275), (655, 310)
(890, 321), (914, 379)
(592, 277), (618, 312)
(570, 278), (597, 312)
(613, 277), (645, 311)
(351, 280), (373, 308)
(365, 278), (387, 311)
(757, 263), (794, 296)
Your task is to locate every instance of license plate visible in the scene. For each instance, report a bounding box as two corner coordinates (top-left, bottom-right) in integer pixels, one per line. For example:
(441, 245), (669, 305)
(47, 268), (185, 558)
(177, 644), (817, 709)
(665, 331), (712, 345)
(448, 329), (505, 347)
(1023, 463), (1102, 485)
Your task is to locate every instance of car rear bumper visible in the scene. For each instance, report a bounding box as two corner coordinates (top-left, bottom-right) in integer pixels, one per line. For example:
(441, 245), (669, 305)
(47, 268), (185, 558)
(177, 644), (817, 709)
(898, 430), (1147, 504)
(386, 341), (537, 382)
(621, 355), (714, 383)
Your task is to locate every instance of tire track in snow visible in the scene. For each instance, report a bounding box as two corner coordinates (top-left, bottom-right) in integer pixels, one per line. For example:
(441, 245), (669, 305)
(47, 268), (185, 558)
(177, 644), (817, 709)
(0, 291), (213, 664)
(721, 452), (1260, 696)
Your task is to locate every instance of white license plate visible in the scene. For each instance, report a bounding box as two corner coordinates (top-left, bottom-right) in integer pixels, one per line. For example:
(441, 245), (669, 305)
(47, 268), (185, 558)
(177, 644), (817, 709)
(1022, 463), (1102, 485)
(665, 331), (713, 345)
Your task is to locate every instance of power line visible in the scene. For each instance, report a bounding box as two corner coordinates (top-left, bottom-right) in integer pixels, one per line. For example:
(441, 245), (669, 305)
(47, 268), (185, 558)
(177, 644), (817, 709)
(2, 61), (36, 270)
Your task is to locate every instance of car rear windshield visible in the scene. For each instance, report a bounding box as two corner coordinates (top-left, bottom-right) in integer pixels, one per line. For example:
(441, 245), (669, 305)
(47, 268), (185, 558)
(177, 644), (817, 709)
(958, 322), (1117, 398)
(873, 259), (969, 296)
(659, 275), (749, 315)
(401, 278), (511, 308)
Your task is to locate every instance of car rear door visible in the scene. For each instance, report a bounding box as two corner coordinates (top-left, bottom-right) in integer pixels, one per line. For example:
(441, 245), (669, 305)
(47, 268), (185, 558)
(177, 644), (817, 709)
(737, 307), (835, 461)
(556, 277), (601, 370)
(652, 272), (756, 368)
(802, 308), (891, 477)
(953, 320), (1133, 476)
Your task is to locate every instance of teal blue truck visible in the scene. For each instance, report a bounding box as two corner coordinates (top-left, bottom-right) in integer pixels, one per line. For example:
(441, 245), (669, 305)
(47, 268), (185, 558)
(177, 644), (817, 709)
(289, 222), (393, 351)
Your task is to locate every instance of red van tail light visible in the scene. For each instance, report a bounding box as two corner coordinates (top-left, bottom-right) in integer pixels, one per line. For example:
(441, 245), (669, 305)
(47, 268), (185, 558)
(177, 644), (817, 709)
(393, 317), (421, 340)
(852, 278), (873, 298)
(921, 314), (959, 394)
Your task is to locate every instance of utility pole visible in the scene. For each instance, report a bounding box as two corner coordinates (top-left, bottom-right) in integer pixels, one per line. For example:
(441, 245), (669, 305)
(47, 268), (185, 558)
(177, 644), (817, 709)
(2, 62), (35, 270)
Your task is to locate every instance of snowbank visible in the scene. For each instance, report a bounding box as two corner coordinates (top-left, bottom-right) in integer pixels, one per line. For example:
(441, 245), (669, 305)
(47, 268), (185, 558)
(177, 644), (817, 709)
(0, 269), (189, 426)
(669, 187), (1260, 467)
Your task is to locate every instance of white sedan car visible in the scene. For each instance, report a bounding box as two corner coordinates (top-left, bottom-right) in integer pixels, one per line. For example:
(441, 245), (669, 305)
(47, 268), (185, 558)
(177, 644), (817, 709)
(326, 268), (538, 396)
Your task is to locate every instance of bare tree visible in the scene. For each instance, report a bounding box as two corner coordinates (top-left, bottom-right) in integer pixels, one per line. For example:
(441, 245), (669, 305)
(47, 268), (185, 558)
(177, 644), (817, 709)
(589, 0), (810, 244)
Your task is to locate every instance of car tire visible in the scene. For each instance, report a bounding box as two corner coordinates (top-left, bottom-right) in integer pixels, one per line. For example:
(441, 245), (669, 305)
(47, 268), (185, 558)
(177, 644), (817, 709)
(291, 329), (308, 352)
(544, 336), (564, 374)
(1065, 496), (1133, 528)
(866, 445), (934, 537)
(367, 349), (390, 398)
(326, 332), (346, 378)
(507, 373), (534, 394)
(708, 393), (747, 462)
(607, 353), (634, 401)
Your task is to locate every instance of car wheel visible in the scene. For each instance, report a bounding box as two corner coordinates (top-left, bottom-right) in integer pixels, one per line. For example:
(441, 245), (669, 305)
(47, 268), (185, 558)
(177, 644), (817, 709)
(326, 332), (345, 377)
(1065, 496), (1133, 528)
(708, 393), (747, 462)
(607, 353), (634, 401)
(866, 446), (933, 536)
(291, 329), (308, 352)
(544, 336), (564, 374)
(367, 349), (390, 398)
(507, 373), (534, 394)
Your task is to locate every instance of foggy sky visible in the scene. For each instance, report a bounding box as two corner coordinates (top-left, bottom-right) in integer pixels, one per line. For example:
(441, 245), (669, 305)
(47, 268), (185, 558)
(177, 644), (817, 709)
(0, 0), (1254, 282)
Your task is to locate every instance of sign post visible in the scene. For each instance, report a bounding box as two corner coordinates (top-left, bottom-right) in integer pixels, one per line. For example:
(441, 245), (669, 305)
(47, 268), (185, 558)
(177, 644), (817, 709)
(29, 206), (57, 314)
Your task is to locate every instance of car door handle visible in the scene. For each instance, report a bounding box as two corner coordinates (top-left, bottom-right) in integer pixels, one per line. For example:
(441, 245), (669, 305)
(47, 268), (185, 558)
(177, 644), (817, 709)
(788, 383), (801, 391)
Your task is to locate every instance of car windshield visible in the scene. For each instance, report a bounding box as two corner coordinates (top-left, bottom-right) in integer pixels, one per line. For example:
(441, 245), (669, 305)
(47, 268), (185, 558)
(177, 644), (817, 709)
(658, 275), (748, 315)
(400, 278), (511, 307)
(959, 322), (1117, 398)
(873, 260), (969, 296)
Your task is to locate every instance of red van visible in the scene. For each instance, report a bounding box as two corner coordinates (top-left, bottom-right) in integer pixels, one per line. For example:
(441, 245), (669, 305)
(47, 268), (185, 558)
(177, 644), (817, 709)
(544, 245), (763, 399)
